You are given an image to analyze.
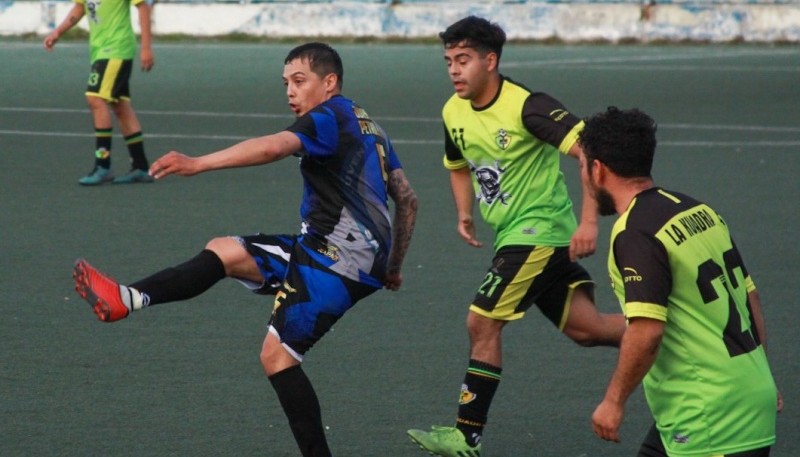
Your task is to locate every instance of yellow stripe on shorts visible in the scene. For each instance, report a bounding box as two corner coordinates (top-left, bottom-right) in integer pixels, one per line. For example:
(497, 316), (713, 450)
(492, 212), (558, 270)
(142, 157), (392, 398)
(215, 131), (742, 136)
(470, 246), (554, 321)
(98, 59), (123, 101)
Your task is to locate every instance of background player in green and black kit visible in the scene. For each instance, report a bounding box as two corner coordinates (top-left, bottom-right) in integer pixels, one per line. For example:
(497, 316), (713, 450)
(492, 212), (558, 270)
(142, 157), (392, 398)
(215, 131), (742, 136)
(44, 0), (155, 185)
(408, 16), (626, 457)
(580, 107), (782, 457)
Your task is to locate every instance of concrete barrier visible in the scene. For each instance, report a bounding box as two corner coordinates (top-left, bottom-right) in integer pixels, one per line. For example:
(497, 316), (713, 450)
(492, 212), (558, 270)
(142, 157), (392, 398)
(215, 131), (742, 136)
(5, 1), (800, 42)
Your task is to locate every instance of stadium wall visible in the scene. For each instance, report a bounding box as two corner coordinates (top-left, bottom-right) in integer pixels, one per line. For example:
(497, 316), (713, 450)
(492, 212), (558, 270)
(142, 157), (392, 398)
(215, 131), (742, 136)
(5, 1), (800, 42)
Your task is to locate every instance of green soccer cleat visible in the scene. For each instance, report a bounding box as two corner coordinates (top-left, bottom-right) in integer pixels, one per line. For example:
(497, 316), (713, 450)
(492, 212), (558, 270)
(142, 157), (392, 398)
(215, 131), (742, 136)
(407, 426), (481, 457)
(78, 166), (114, 186)
(113, 168), (154, 184)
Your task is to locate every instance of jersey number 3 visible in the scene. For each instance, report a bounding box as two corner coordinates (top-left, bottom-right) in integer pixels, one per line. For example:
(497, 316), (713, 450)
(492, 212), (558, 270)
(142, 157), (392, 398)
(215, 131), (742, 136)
(695, 248), (761, 358)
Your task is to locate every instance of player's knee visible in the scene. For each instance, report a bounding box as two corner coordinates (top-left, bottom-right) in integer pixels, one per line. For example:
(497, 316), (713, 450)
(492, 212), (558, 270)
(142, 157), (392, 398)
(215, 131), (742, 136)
(260, 341), (300, 377)
(565, 327), (600, 347)
(205, 237), (230, 252)
(260, 344), (282, 375)
(466, 312), (503, 339)
(259, 347), (274, 372)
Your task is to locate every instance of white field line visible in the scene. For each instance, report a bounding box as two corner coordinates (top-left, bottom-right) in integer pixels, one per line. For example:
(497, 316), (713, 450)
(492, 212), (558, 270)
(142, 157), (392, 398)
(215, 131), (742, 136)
(503, 48), (800, 69)
(2, 105), (798, 147)
(2, 129), (799, 148)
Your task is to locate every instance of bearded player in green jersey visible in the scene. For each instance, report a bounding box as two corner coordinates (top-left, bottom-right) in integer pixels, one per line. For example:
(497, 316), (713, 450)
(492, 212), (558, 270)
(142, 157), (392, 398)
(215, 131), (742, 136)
(408, 16), (626, 457)
(580, 107), (782, 457)
(44, 0), (154, 185)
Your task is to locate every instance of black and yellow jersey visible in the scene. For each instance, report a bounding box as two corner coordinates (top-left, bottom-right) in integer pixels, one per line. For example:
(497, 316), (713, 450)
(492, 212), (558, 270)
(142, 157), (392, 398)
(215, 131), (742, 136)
(442, 77), (583, 249)
(608, 187), (776, 456)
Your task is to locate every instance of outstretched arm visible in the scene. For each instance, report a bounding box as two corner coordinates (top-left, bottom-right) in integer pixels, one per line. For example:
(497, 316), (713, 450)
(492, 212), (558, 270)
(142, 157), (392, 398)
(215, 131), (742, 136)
(149, 131), (302, 179)
(136, 2), (154, 71)
(43, 3), (85, 51)
(567, 143), (598, 261)
(384, 169), (418, 291)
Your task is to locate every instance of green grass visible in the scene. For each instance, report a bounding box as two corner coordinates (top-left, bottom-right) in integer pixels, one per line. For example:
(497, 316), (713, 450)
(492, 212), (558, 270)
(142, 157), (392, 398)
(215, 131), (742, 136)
(1, 40), (797, 456)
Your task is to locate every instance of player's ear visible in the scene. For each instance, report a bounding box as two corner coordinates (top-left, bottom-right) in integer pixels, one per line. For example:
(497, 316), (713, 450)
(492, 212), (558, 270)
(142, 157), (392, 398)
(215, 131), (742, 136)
(591, 159), (606, 185)
(324, 73), (338, 92)
(485, 51), (499, 72)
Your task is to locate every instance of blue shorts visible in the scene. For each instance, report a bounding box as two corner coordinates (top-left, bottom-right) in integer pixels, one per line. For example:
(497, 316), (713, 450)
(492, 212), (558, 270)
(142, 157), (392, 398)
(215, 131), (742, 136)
(237, 234), (379, 360)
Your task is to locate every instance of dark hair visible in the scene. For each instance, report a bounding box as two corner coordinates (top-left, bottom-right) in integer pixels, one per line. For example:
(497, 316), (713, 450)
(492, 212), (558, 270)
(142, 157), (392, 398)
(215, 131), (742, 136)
(579, 107), (657, 179)
(439, 16), (506, 61)
(285, 42), (344, 89)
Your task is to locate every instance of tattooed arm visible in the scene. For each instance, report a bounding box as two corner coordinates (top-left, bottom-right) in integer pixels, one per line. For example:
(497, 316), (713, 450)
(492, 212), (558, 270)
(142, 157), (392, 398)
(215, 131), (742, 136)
(384, 168), (418, 291)
(44, 3), (85, 51)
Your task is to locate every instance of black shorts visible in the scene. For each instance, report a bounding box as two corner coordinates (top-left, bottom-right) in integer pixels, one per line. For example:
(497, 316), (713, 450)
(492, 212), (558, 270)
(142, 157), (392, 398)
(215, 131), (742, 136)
(470, 245), (592, 328)
(86, 59), (133, 102)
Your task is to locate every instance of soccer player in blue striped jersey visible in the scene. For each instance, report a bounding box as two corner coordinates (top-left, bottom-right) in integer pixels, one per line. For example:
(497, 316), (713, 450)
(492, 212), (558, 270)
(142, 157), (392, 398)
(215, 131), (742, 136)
(580, 107), (782, 457)
(73, 42), (418, 457)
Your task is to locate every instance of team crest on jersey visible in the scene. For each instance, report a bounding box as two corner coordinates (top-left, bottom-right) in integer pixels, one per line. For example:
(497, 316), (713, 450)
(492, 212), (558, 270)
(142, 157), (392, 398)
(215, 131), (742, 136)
(317, 245), (340, 262)
(495, 128), (511, 150)
(470, 160), (510, 206)
(86, 0), (101, 23)
(459, 384), (477, 405)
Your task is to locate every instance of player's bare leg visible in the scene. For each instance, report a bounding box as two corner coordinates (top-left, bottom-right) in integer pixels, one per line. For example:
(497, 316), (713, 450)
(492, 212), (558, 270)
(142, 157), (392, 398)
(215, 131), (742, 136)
(563, 286), (625, 347)
(467, 311), (506, 366)
(205, 237), (263, 282)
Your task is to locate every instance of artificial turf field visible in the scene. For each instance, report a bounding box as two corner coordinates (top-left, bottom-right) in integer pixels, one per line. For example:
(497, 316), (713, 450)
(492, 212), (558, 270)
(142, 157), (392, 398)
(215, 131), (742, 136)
(1, 39), (798, 456)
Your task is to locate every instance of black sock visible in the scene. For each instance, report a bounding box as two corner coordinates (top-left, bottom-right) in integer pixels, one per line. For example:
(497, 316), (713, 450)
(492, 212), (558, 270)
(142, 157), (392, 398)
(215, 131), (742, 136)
(456, 359), (502, 447)
(129, 249), (226, 306)
(95, 128), (112, 168)
(124, 131), (148, 170)
(269, 365), (331, 457)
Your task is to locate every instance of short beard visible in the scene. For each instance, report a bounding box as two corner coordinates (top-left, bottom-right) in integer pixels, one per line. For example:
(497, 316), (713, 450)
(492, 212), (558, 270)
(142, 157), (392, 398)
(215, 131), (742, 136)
(596, 187), (617, 216)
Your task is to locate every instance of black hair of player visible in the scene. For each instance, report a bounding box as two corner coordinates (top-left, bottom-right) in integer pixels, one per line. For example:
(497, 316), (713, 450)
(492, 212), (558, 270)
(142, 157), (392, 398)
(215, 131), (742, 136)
(285, 42), (344, 89)
(439, 16), (507, 61)
(580, 107), (658, 179)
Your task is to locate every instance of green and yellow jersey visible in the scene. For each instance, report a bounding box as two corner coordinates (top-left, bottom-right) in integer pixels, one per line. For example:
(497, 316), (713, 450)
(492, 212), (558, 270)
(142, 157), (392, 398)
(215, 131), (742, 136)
(76, 0), (144, 62)
(608, 187), (777, 456)
(442, 77), (583, 250)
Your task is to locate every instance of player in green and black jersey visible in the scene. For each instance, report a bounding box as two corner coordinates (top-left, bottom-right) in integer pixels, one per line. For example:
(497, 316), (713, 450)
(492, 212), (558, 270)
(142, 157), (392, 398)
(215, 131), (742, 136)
(44, 0), (155, 185)
(408, 16), (626, 457)
(580, 107), (781, 457)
